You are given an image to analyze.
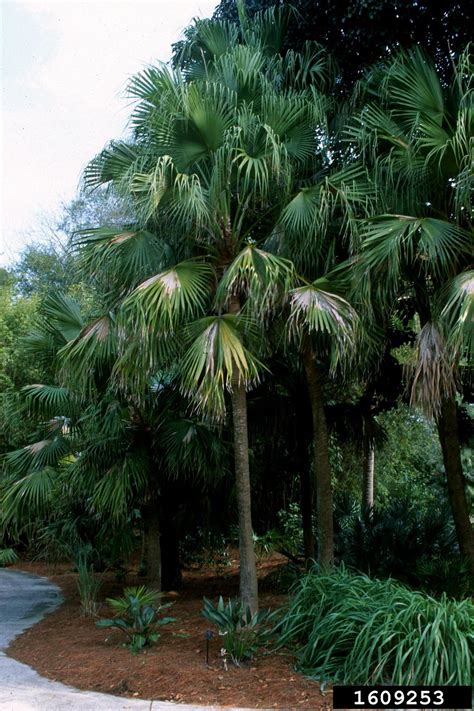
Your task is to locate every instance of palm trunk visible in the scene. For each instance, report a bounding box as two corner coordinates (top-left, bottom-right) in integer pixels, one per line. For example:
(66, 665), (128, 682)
(302, 342), (334, 566)
(300, 465), (315, 563)
(229, 295), (258, 613)
(231, 383), (259, 612)
(436, 396), (474, 572)
(142, 502), (162, 590)
(412, 284), (474, 572)
(362, 418), (375, 516)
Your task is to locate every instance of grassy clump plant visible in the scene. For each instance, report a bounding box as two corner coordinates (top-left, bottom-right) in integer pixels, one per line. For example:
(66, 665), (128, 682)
(76, 557), (102, 616)
(276, 565), (473, 686)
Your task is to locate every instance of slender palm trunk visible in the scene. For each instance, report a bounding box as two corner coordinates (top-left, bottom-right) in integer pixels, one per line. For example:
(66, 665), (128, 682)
(437, 396), (474, 572)
(142, 502), (161, 590)
(231, 383), (259, 612)
(229, 296), (258, 612)
(413, 286), (474, 571)
(302, 342), (334, 566)
(362, 417), (375, 516)
(300, 466), (315, 563)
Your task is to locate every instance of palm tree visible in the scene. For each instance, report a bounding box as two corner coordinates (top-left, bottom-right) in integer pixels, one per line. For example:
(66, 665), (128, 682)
(78, 5), (366, 604)
(1, 290), (230, 588)
(347, 46), (474, 568)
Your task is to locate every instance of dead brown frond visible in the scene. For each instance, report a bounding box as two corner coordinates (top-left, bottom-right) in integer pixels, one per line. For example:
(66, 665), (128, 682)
(407, 322), (458, 418)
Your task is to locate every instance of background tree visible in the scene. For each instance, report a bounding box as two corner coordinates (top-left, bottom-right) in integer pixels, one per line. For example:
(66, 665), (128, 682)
(207, 0), (471, 88)
(348, 46), (474, 568)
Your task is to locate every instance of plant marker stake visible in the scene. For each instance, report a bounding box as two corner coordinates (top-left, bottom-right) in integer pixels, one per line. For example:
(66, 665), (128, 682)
(205, 629), (214, 665)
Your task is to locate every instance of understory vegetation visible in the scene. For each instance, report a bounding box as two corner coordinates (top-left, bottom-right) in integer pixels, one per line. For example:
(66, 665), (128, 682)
(1, 0), (472, 690)
(277, 566), (473, 686)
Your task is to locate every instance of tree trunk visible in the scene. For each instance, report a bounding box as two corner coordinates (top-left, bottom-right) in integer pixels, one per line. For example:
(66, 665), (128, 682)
(412, 285), (474, 572)
(362, 417), (375, 516)
(300, 465), (315, 563)
(231, 382), (259, 613)
(436, 396), (474, 572)
(228, 295), (258, 613)
(161, 510), (182, 590)
(142, 502), (162, 590)
(302, 342), (334, 566)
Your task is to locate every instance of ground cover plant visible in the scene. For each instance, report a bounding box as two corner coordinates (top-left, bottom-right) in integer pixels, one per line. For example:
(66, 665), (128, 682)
(202, 595), (271, 665)
(276, 566), (473, 686)
(96, 585), (175, 653)
(7, 558), (327, 709)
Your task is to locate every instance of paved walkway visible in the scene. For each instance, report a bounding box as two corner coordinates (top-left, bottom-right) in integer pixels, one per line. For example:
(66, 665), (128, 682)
(0, 569), (266, 711)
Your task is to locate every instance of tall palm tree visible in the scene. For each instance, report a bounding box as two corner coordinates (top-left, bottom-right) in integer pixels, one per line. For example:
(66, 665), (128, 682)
(347, 46), (474, 568)
(78, 5), (366, 603)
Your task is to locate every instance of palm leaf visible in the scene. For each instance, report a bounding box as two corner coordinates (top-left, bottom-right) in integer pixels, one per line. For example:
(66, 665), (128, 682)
(409, 322), (458, 418)
(2, 467), (58, 528)
(22, 384), (77, 418)
(123, 259), (213, 334)
(361, 216), (472, 287)
(180, 314), (264, 418)
(216, 245), (294, 315)
(438, 271), (474, 360)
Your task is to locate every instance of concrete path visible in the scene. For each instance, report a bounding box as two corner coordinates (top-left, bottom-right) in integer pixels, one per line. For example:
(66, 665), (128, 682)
(0, 569), (267, 711)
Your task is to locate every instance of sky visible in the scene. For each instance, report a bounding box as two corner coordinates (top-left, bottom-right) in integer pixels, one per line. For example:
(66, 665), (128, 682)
(0, 0), (218, 266)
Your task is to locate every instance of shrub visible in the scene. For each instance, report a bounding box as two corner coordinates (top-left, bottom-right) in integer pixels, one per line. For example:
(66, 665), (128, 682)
(202, 596), (270, 666)
(96, 585), (175, 653)
(336, 496), (457, 581)
(276, 566), (473, 686)
(414, 556), (474, 599)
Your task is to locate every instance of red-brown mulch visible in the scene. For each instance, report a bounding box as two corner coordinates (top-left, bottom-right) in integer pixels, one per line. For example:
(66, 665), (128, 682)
(8, 557), (331, 710)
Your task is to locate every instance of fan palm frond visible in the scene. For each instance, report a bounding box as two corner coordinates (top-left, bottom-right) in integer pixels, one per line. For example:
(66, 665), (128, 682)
(361, 216), (472, 292)
(4, 436), (71, 477)
(91, 452), (148, 523)
(123, 259), (213, 334)
(438, 270), (474, 360)
(180, 314), (264, 418)
(216, 245), (294, 316)
(2, 467), (58, 529)
(21, 384), (77, 419)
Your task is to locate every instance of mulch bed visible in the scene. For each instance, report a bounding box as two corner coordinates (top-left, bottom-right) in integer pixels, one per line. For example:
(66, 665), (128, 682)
(8, 556), (331, 710)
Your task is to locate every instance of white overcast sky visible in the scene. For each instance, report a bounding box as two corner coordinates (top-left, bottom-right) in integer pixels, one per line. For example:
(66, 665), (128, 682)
(0, 0), (217, 266)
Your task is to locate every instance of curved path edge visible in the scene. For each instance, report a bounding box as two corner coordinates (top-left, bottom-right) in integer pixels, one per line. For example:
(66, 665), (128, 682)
(0, 569), (269, 711)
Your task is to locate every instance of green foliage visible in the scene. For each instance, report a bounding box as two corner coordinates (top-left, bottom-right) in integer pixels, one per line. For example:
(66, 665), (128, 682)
(0, 278), (42, 394)
(13, 244), (72, 298)
(276, 566), (473, 685)
(414, 557), (474, 600)
(202, 596), (270, 665)
(96, 586), (175, 653)
(180, 529), (231, 571)
(76, 556), (103, 617)
(336, 496), (457, 582)
(209, 1), (470, 88)
(374, 406), (444, 508)
(276, 502), (309, 558)
(0, 548), (19, 567)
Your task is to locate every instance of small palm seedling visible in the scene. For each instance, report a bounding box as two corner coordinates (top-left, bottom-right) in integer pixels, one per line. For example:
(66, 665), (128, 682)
(202, 596), (270, 666)
(96, 585), (175, 653)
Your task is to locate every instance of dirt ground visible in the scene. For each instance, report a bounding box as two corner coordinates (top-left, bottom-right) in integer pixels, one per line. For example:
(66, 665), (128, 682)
(8, 555), (332, 710)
